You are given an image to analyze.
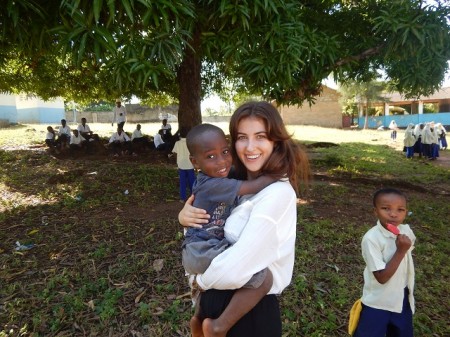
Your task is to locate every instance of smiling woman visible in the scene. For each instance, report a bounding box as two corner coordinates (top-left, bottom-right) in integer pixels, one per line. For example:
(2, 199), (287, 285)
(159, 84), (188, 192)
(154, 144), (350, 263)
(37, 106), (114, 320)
(179, 101), (310, 337)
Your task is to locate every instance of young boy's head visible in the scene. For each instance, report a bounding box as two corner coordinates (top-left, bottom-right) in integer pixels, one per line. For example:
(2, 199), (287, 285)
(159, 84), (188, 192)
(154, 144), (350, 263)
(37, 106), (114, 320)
(47, 126), (54, 132)
(72, 129), (79, 136)
(373, 188), (408, 228)
(137, 124), (141, 130)
(186, 124), (232, 178)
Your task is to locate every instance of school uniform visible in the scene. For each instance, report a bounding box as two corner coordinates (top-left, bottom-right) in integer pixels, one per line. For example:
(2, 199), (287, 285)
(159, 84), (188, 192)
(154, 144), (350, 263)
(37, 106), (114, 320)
(45, 132), (56, 147)
(403, 124), (415, 158)
(354, 221), (416, 337)
(172, 138), (195, 201)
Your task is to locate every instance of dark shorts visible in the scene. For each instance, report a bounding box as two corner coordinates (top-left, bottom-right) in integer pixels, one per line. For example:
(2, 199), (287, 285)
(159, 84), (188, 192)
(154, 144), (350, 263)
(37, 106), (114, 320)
(199, 290), (281, 337)
(354, 288), (413, 337)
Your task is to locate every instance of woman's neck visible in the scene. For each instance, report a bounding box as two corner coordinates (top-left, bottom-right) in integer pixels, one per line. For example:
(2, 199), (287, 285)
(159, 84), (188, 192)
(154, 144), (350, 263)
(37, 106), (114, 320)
(246, 171), (260, 181)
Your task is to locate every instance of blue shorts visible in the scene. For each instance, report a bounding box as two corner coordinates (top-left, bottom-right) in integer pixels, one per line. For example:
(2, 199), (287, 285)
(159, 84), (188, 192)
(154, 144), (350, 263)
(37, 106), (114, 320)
(354, 288), (413, 337)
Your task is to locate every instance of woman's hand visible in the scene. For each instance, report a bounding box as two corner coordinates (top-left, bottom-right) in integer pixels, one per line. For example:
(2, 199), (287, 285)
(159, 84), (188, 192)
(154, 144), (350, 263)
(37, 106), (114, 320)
(178, 195), (210, 228)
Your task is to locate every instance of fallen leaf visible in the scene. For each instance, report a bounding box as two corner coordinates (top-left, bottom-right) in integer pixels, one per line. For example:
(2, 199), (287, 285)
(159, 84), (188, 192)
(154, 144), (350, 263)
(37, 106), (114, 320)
(135, 289), (146, 303)
(153, 259), (164, 272)
(87, 300), (95, 310)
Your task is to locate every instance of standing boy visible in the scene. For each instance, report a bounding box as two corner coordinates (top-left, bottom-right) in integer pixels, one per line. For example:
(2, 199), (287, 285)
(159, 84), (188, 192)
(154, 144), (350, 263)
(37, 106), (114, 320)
(112, 99), (127, 129)
(354, 188), (416, 337)
(183, 123), (275, 337)
(171, 127), (196, 203)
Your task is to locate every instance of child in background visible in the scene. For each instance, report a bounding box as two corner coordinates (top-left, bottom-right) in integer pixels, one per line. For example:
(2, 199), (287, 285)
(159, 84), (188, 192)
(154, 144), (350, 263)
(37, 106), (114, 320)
(389, 120), (398, 141)
(131, 124), (151, 151)
(69, 129), (87, 154)
(413, 123), (424, 157)
(171, 127), (196, 203)
(354, 188), (416, 337)
(183, 123), (275, 337)
(435, 123), (447, 150)
(403, 123), (415, 159)
(57, 119), (71, 150)
(45, 126), (58, 153)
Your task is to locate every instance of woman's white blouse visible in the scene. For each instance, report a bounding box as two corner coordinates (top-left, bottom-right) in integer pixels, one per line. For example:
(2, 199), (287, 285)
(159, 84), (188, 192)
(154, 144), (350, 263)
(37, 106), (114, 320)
(197, 180), (297, 295)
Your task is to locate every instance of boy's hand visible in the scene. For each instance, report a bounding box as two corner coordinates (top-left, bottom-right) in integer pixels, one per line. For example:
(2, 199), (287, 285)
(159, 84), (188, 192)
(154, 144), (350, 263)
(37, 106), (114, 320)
(396, 234), (412, 253)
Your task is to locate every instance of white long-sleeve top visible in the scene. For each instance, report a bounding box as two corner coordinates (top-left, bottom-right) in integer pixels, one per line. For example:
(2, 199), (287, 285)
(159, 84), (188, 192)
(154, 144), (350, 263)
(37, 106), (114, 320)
(109, 131), (130, 143)
(154, 133), (164, 148)
(59, 125), (71, 137)
(422, 124), (433, 145)
(403, 123), (416, 147)
(196, 180), (297, 295)
(131, 129), (143, 140)
(70, 133), (86, 145)
(77, 123), (91, 134)
(113, 105), (127, 123)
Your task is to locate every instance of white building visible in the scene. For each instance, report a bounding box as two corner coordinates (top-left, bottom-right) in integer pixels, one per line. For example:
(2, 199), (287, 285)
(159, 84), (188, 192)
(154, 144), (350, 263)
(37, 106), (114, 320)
(0, 93), (65, 124)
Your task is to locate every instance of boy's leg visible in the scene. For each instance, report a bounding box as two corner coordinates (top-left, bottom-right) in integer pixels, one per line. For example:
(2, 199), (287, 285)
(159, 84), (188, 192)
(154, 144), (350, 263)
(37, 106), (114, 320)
(190, 300), (204, 337)
(187, 169), (196, 194)
(386, 289), (413, 337)
(353, 304), (389, 337)
(179, 169), (187, 201)
(202, 270), (273, 337)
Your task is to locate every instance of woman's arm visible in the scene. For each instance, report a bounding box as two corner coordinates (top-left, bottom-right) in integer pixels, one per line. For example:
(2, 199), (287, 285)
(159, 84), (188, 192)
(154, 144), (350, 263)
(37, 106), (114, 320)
(178, 195), (210, 228)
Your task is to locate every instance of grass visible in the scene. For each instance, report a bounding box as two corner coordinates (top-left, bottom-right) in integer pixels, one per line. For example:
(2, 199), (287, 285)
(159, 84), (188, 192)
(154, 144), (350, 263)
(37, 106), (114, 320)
(0, 123), (449, 336)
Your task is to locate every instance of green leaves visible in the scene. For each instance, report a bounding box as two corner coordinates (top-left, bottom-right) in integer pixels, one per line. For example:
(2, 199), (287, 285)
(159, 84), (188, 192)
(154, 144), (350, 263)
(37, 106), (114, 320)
(0, 0), (449, 117)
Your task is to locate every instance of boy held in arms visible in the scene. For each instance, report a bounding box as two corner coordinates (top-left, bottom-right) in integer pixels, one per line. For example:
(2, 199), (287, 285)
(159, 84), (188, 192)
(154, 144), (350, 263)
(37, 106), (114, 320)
(183, 124), (275, 337)
(354, 188), (416, 337)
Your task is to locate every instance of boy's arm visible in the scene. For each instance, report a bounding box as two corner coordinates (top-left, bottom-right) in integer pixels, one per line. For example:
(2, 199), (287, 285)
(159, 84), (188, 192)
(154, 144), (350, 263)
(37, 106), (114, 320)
(238, 175), (277, 196)
(373, 234), (412, 284)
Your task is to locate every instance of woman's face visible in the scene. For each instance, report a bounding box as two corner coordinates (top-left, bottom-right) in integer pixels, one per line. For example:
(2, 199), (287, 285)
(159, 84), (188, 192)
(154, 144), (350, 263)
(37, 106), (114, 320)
(235, 116), (274, 179)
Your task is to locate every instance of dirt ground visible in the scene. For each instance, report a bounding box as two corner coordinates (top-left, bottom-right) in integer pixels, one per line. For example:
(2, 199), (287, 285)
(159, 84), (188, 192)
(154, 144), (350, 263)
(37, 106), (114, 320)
(1, 138), (449, 336)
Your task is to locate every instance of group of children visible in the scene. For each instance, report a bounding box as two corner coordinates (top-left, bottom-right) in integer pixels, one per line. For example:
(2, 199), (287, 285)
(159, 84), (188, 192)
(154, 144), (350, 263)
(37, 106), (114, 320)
(45, 118), (99, 154)
(403, 122), (447, 160)
(45, 118), (176, 157)
(107, 119), (175, 157)
(172, 123), (417, 337)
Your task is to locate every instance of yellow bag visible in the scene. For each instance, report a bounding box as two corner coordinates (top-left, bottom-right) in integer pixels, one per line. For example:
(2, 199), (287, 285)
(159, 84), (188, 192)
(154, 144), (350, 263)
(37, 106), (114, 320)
(348, 299), (362, 336)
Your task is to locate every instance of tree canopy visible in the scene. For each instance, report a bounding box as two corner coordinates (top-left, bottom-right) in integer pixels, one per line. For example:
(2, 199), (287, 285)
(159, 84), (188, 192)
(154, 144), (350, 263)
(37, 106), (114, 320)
(1, 0), (449, 129)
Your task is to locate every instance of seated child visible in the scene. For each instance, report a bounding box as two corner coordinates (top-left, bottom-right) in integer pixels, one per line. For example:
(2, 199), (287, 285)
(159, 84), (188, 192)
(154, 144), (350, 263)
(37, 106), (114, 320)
(56, 119), (71, 150)
(77, 117), (99, 142)
(69, 129), (88, 153)
(45, 126), (57, 151)
(354, 188), (416, 337)
(131, 124), (151, 150)
(108, 126), (135, 156)
(183, 123), (276, 337)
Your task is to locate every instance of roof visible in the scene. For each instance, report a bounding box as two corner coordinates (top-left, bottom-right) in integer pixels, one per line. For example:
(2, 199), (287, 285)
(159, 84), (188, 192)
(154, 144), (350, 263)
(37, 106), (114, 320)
(383, 86), (450, 102)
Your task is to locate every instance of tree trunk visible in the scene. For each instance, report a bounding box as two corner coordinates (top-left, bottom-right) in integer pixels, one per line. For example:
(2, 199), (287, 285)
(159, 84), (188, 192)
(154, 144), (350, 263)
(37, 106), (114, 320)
(177, 25), (202, 131)
(364, 98), (369, 129)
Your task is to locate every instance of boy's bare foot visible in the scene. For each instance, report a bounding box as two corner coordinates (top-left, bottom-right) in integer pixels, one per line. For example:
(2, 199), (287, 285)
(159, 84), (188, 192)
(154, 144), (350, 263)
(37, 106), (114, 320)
(190, 316), (204, 337)
(202, 318), (226, 337)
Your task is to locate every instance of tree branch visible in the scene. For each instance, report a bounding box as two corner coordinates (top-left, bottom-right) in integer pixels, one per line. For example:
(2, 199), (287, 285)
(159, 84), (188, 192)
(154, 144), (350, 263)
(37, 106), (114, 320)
(334, 44), (385, 67)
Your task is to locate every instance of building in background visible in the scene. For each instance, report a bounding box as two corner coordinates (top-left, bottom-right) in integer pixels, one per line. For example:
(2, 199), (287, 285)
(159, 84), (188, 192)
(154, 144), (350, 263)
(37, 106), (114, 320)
(0, 93), (64, 125)
(276, 86), (343, 128)
(357, 87), (450, 129)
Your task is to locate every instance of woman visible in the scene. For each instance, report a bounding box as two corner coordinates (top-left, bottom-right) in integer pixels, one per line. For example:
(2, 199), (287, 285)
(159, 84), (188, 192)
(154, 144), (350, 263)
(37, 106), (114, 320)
(179, 101), (310, 336)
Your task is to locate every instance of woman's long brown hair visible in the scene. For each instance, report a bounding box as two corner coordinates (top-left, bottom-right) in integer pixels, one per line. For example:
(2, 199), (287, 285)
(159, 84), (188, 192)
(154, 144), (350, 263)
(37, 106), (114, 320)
(229, 101), (310, 195)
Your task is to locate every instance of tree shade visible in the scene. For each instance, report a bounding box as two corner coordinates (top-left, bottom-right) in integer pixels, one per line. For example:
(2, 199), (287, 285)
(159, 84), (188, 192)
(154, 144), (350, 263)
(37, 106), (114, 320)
(0, 0), (449, 129)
